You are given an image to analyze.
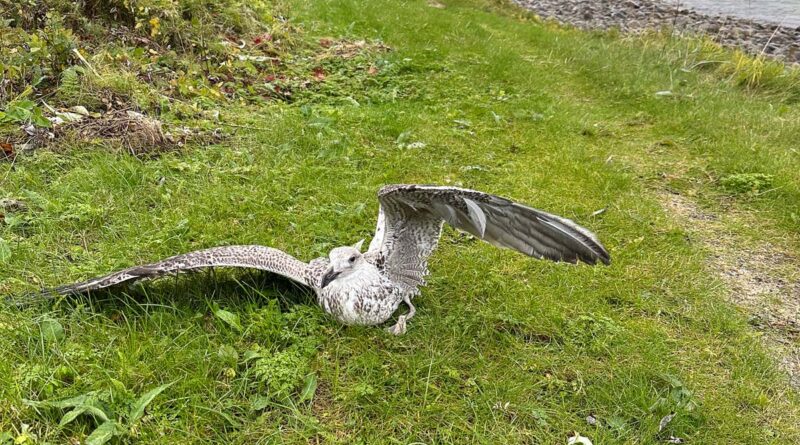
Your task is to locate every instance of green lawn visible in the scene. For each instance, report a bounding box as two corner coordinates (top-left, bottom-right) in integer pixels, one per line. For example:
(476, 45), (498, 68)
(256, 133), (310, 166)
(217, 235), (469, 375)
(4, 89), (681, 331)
(2, 0), (799, 443)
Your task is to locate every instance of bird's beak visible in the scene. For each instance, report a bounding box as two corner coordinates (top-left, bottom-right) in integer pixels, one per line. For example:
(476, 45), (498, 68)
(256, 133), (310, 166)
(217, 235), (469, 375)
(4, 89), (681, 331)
(320, 267), (340, 288)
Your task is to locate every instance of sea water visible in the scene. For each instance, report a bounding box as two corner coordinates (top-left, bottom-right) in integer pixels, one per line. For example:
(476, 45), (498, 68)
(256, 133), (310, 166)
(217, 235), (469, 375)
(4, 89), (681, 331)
(678, 0), (800, 27)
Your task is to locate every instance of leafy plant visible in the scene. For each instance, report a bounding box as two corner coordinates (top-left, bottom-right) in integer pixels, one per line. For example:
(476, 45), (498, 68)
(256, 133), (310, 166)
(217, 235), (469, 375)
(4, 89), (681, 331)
(720, 173), (775, 195)
(237, 304), (325, 402)
(24, 382), (174, 445)
(566, 313), (624, 354)
(650, 374), (698, 414)
(214, 306), (244, 331)
(252, 349), (311, 399)
(0, 99), (51, 128)
(0, 11), (77, 105)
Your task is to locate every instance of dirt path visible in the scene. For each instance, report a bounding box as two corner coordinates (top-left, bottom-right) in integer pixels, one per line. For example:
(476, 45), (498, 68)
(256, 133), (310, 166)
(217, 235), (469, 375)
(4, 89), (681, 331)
(660, 191), (800, 388)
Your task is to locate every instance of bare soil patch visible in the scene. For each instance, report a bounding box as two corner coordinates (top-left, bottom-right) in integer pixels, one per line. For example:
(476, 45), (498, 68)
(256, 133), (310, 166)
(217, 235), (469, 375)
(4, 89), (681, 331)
(660, 191), (800, 387)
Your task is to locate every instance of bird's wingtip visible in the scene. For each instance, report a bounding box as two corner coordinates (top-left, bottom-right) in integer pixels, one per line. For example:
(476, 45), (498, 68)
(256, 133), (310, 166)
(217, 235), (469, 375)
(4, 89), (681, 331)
(4, 290), (51, 308)
(588, 249), (611, 266)
(595, 248), (611, 266)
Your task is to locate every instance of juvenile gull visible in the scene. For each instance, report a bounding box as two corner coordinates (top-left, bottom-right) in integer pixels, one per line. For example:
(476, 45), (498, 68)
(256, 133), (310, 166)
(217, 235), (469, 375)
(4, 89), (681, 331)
(19, 185), (611, 334)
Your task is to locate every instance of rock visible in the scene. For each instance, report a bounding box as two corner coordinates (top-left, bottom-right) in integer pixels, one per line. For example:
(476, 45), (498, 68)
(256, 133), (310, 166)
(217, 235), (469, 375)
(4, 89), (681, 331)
(510, 0), (799, 64)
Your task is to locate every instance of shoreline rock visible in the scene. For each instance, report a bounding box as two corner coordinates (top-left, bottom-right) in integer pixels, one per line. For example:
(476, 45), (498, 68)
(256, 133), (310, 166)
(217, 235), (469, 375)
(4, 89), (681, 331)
(512, 0), (800, 65)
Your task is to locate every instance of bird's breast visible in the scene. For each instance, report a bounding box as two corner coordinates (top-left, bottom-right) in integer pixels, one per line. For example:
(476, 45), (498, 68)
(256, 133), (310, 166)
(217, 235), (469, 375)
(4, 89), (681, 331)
(318, 275), (402, 326)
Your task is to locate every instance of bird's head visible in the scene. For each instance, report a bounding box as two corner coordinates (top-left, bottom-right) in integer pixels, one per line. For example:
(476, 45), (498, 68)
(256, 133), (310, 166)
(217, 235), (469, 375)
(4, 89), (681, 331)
(320, 240), (365, 288)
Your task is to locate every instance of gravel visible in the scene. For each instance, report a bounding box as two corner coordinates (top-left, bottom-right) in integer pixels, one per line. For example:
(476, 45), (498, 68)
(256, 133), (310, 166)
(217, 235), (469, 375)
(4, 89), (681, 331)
(512, 0), (800, 64)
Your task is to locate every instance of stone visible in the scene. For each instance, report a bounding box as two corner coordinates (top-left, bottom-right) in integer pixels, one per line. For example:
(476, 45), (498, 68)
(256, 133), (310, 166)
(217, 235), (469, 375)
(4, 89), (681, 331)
(509, 0), (799, 64)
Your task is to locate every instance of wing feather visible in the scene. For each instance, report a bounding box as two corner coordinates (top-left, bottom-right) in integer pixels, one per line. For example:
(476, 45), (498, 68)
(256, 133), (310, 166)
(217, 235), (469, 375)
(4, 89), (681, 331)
(368, 184), (610, 294)
(12, 245), (316, 305)
(463, 198), (487, 237)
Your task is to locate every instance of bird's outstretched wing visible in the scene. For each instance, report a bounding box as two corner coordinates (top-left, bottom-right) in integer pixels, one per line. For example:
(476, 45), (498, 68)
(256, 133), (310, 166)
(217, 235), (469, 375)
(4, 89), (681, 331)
(14, 245), (318, 305)
(367, 184), (610, 294)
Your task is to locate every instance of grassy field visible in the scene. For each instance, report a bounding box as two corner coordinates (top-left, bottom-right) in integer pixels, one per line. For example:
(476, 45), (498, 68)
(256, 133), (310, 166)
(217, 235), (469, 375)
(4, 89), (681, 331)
(2, 0), (800, 443)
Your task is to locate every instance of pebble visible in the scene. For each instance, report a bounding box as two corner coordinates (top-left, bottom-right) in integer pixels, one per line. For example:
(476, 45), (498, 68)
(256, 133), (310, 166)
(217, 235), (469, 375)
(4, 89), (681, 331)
(512, 0), (800, 64)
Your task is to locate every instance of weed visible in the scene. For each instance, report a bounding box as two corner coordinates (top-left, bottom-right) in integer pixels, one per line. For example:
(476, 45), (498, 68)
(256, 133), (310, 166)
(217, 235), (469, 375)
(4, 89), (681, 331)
(23, 382), (173, 445)
(720, 173), (775, 195)
(0, 0), (404, 152)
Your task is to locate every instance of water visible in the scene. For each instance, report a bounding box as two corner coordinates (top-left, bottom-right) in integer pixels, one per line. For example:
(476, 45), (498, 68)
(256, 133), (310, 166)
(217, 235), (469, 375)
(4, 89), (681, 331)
(677, 0), (800, 27)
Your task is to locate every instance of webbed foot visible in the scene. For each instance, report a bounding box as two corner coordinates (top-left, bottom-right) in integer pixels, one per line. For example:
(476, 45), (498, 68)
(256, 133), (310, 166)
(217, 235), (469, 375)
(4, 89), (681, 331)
(387, 315), (407, 335)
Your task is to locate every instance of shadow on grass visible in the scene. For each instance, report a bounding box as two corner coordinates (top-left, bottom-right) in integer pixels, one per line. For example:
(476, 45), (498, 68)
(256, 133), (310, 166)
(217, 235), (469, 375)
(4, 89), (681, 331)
(14, 269), (319, 319)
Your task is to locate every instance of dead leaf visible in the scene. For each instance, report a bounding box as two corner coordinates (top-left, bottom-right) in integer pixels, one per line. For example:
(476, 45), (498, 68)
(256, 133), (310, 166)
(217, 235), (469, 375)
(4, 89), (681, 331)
(68, 105), (92, 116)
(0, 142), (14, 160)
(367, 65), (379, 75)
(252, 33), (272, 45)
(427, 0), (446, 8)
(319, 38), (333, 48)
(55, 111), (85, 124)
(312, 67), (326, 81)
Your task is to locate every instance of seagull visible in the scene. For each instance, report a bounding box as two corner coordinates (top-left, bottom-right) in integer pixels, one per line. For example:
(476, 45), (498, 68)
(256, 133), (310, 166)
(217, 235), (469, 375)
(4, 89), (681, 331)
(19, 185), (610, 334)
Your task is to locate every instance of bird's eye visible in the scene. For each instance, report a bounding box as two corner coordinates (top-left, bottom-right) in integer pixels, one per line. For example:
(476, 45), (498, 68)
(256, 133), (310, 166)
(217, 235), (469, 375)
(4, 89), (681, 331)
(348, 256), (356, 263)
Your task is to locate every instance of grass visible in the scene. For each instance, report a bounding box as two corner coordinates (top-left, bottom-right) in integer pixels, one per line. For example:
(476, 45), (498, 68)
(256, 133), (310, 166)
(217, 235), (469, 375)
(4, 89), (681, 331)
(2, 0), (800, 443)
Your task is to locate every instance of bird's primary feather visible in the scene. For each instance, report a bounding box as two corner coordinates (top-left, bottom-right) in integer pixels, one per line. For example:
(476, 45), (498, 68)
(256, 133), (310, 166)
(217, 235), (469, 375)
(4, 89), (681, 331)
(10, 184), (610, 334)
(369, 184), (610, 294)
(18, 245), (317, 305)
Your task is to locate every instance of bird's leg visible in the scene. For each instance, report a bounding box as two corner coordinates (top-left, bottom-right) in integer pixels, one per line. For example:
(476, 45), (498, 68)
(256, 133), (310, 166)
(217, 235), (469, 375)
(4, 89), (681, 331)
(404, 295), (416, 322)
(387, 295), (416, 336)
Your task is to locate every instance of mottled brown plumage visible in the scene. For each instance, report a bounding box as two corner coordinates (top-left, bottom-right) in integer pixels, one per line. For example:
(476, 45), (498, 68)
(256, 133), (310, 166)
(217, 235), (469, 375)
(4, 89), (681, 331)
(14, 185), (611, 334)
